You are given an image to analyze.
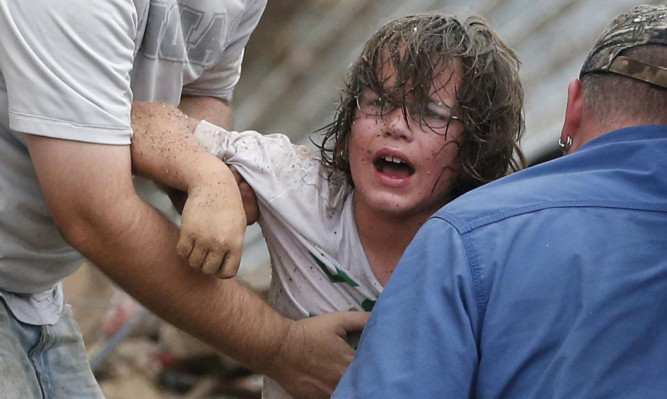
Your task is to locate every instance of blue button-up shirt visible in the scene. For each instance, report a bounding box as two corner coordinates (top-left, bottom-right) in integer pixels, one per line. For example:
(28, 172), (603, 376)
(334, 125), (667, 398)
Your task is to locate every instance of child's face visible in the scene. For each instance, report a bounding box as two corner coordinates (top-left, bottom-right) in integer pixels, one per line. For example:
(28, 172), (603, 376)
(348, 63), (464, 221)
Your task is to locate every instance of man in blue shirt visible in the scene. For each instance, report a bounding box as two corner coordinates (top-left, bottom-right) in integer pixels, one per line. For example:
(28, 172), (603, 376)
(333, 4), (667, 398)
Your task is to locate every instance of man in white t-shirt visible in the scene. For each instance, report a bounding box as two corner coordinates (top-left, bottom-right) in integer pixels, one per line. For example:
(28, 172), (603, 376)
(0, 1), (366, 398)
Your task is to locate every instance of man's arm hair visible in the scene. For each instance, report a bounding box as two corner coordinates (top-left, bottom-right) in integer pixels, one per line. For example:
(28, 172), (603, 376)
(145, 97), (259, 224)
(177, 96), (259, 223)
(27, 133), (366, 399)
(129, 102), (246, 277)
(25, 135), (284, 367)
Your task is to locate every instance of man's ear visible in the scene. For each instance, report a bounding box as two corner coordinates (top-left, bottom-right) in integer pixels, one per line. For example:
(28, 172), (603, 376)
(560, 78), (584, 154)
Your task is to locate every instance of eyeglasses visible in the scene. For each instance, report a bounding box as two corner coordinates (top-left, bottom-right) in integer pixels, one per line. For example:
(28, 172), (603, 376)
(355, 91), (461, 129)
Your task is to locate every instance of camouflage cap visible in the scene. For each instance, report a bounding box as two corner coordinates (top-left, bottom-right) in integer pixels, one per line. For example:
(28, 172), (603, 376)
(580, 4), (667, 89)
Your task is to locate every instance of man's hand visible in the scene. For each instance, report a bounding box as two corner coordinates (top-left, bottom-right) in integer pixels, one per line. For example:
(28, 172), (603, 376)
(267, 311), (370, 399)
(130, 102), (247, 278)
(176, 169), (246, 278)
(165, 165), (259, 227)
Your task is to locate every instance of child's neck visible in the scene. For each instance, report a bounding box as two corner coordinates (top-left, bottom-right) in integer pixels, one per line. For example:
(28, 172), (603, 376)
(354, 205), (429, 287)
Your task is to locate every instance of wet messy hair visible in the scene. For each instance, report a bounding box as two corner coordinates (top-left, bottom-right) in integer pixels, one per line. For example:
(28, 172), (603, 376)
(316, 12), (526, 198)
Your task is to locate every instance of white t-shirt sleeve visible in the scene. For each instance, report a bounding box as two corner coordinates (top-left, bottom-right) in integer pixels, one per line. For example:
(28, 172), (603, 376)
(194, 120), (321, 203)
(181, 0), (267, 101)
(0, 0), (136, 144)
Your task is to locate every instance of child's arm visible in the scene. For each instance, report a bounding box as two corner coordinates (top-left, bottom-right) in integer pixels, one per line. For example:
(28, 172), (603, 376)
(130, 101), (246, 278)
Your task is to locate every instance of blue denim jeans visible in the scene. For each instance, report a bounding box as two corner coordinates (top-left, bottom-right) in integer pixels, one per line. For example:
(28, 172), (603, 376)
(0, 299), (104, 399)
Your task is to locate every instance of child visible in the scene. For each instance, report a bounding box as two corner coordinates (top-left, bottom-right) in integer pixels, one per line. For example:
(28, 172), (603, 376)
(197, 12), (524, 398)
(136, 12), (525, 399)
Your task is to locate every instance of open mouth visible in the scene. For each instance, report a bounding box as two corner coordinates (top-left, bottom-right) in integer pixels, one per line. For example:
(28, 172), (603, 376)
(374, 155), (415, 178)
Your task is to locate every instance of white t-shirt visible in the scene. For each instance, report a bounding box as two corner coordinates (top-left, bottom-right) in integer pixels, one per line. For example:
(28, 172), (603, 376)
(195, 121), (383, 399)
(0, 0), (265, 324)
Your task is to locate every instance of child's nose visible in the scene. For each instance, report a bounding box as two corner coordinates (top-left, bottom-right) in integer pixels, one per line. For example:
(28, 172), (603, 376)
(382, 107), (415, 141)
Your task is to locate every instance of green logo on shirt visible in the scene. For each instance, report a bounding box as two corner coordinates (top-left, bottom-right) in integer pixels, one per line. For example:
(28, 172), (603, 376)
(310, 252), (359, 287)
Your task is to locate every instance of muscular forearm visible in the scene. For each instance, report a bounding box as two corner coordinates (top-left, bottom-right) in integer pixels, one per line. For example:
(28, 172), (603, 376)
(88, 195), (365, 399)
(130, 101), (245, 276)
(86, 196), (289, 373)
(27, 134), (286, 372)
(130, 102), (235, 193)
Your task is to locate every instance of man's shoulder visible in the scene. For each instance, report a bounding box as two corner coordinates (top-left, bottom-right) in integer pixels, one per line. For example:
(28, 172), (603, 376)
(433, 164), (559, 231)
(434, 126), (667, 233)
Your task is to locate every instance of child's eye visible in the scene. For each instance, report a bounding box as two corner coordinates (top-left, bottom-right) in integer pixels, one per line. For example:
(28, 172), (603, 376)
(371, 97), (388, 108)
(357, 92), (395, 116)
(424, 102), (453, 121)
(417, 102), (460, 129)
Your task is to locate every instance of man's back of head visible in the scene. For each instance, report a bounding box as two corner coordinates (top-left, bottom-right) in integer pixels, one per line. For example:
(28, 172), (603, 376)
(579, 4), (667, 128)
